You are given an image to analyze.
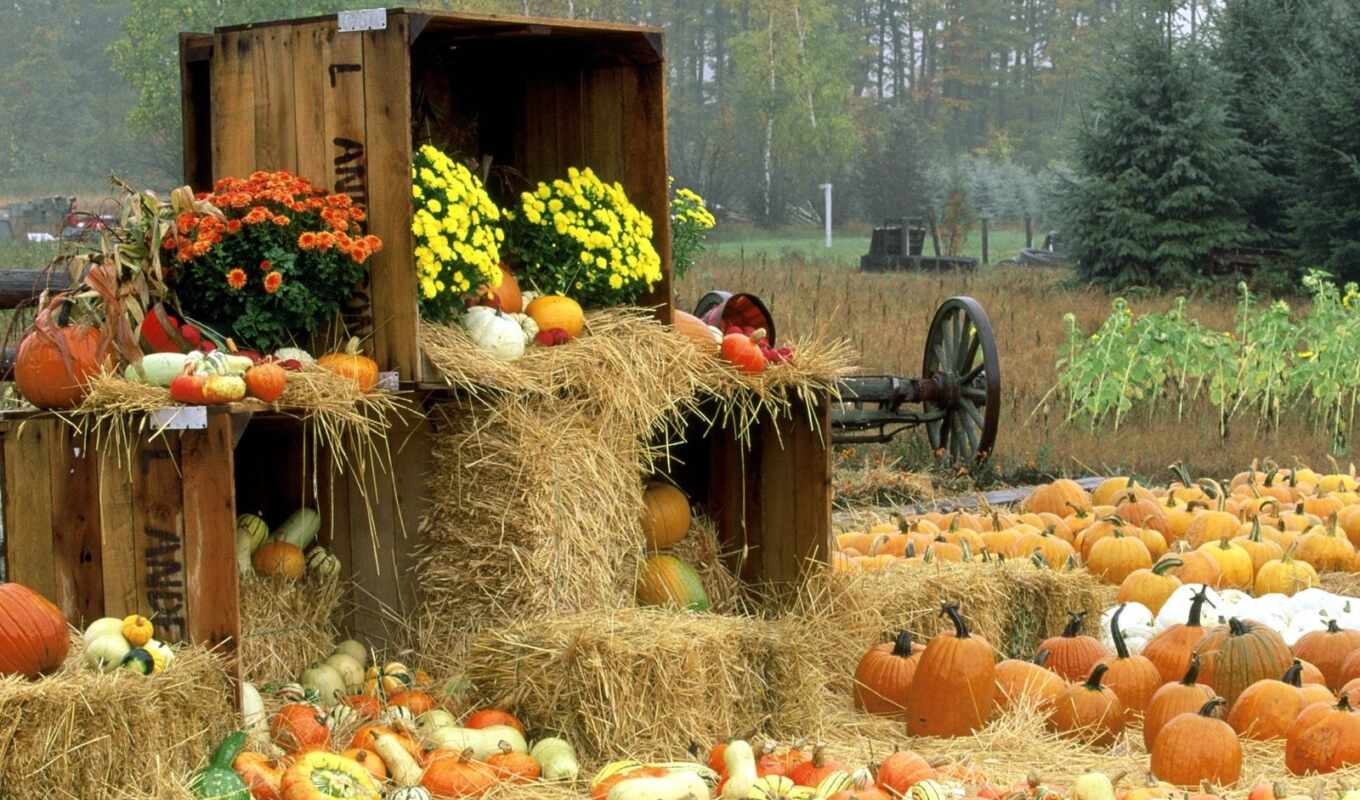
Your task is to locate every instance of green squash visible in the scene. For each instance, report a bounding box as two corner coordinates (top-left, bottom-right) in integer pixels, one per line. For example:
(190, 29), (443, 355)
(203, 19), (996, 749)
(276, 508), (321, 549)
(191, 731), (249, 800)
(635, 554), (710, 612)
(120, 648), (155, 675)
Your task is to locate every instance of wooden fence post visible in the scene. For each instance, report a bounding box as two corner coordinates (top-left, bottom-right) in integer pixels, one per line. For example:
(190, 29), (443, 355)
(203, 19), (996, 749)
(1024, 214), (1034, 248)
(981, 217), (990, 265)
(926, 208), (942, 257)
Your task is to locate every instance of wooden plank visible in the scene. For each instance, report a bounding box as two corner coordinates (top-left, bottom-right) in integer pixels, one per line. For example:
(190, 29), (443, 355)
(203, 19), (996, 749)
(390, 416), (433, 616)
(252, 25), (298, 173)
(788, 397), (833, 576)
(625, 61), (672, 319)
(521, 68), (560, 182)
(758, 411), (800, 583)
(134, 436), (187, 641)
(211, 28), (257, 180)
(291, 23), (329, 189)
(363, 16), (419, 380)
(583, 66), (626, 183)
(322, 22), (374, 349)
(99, 444), (139, 617)
(318, 454), (355, 632)
(48, 425), (104, 626)
(181, 414), (240, 663)
(2, 419), (55, 600)
(180, 32), (215, 191)
(555, 68), (585, 166)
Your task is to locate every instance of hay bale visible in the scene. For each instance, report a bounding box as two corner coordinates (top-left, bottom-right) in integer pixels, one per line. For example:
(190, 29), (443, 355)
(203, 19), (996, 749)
(462, 608), (810, 762)
(1320, 571), (1360, 598)
(0, 637), (234, 800)
(668, 515), (749, 615)
(785, 559), (1113, 712)
(239, 574), (344, 684)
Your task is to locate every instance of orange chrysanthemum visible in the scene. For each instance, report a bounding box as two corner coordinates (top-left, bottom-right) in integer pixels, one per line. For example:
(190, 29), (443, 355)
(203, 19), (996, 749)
(263, 271), (283, 294)
(349, 243), (371, 264)
(348, 207), (366, 222)
(298, 232), (319, 250)
(315, 232), (335, 250)
(259, 259), (272, 271)
(272, 215), (289, 226)
(226, 219), (242, 234)
(226, 268), (247, 289)
(362, 234), (382, 253)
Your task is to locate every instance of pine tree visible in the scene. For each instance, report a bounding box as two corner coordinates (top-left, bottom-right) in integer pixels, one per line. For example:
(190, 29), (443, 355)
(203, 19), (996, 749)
(1277, 2), (1360, 280)
(1060, 21), (1259, 287)
(857, 103), (934, 224)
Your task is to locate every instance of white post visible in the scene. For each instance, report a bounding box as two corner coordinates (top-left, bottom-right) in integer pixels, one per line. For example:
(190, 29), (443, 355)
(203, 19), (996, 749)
(820, 183), (833, 248)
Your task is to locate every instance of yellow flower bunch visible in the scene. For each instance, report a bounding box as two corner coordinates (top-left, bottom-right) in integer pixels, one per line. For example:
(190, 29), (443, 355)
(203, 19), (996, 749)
(669, 179), (715, 279)
(504, 166), (662, 306)
(411, 144), (505, 322)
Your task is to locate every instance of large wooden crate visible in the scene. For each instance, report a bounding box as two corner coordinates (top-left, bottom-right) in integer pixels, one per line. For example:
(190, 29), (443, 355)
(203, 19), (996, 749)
(0, 412), (240, 676)
(180, 9), (672, 384)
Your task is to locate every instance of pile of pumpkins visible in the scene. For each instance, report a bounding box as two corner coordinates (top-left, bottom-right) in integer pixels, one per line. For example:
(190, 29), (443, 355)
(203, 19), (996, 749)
(82, 614), (176, 675)
(833, 464), (1360, 591)
(634, 481), (710, 613)
(212, 641), (582, 799)
(461, 271), (587, 362)
(237, 508), (342, 582)
(852, 595), (1360, 790)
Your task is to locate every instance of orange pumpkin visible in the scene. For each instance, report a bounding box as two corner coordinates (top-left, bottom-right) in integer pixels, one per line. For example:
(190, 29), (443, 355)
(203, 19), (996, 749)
(1285, 696), (1360, 775)
(1144, 586), (1214, 683)
(1150, 698), (1242, 789)
(875, 750), (935, 796)
(245, 362), (288, 403)
(349, 723), (421, 761)
(641, 482), (692, 550)
(1037, 612), (1109, 682)
(464, 708), (526, 734)
(386, 689), (438, 716)
(1228, 660), (1334, 740)
(13, 296), (106, 409)
(1024, 479), (1092, 517)
(593, 766), (671, 800)
(1195, 618), (1294, 707)
(270, 703), (329, 753)
(318, 336), (378, 392)
(339, 748), (388, 782)
(1047, 663), (1125, 745)
(994, 651), (1066, 713)
(479, 266), (523, 313)
(853, 630), (924, 719)
(341, 694), (382, 720)
(253, 540), (305, 580)
(1088, 530), (1153, 584)
(526, 295), (585, 339)
(1292, 619), (1360, 691)
(423, 748), (499, 797)
(1144, 654), (1216, 750)
(1116, 558), (1183, 615)
(905, 604), (996, 736)
(0, 582), (70, 678)
(487, 741), (541, 783)
(789, 747), (844, 787)
(1096, 604), (1162, 715)
(234, 751), (285, 800)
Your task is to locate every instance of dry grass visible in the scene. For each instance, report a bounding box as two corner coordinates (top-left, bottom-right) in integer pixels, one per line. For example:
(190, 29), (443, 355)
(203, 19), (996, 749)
(668, 515), (749, 615)
(0, 637), (234, 800)
(238, 574), (345, 685)
(678, 260), (1338, 480)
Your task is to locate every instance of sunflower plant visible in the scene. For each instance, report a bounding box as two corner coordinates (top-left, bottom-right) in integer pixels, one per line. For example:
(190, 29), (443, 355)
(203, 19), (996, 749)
(504, 167), (662, 306)
(411, 144), (505, 322)
(669, 180), (716, 280)
(164, 170), (378, 352)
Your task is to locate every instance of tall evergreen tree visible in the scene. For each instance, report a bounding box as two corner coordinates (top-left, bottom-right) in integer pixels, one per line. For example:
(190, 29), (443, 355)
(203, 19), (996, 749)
(1059, 19), (1259, 287)
(1215, 0), (1309, 244)
(857, 102), (935, 224)
(1277, 1), (1360, 280)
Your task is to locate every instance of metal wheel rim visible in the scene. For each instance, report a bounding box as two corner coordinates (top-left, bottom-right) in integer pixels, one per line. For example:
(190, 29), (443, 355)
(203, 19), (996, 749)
(921, 296), (1001, 463)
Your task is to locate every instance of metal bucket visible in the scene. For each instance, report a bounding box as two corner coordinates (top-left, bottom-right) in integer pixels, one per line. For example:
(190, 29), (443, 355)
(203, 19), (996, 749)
(693, 291), (777, 345)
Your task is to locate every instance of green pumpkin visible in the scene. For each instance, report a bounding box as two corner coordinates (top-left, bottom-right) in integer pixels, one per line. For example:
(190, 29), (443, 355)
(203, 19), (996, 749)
(120, 648), (155, 675)
(191, 731), (249, 800)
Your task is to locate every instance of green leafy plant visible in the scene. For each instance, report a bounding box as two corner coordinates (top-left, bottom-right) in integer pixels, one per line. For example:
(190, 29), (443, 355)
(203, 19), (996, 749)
(669, 179), (716, 280)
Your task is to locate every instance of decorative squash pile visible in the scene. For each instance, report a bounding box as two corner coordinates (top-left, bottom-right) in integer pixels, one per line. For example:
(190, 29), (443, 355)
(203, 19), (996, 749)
(224, 639), (582, 799)
(852, 593), (1360, 786)
(833, 464), (1360, 593)
(237, 509), (341, 583)
(460, 279), (587, 361)
(634, 481), (711, 612)
(81, 614), (176, 675)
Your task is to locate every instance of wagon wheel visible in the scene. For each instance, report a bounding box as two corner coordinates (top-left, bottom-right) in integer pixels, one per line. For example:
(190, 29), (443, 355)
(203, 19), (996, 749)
(922, 296), (1001, 463)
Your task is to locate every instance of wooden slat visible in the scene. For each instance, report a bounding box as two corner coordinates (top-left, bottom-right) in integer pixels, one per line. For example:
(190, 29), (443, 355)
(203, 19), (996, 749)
(134, 436), (187, 641)
(521, 68), (560, 182)
(99, 445), (139, 617)
(322, 22), (374, 349)
(180, 32), (215, 191)
(318, 455), (355, 632)
(181, 414), (240, 662)
(211, 28), (257, 180)
(555, 68), (585, 166)
(758, 412), (799, 582)
(790, 397), (833, 575)
(252, 25), (298, 173)
(624, 61), (672, 319)
(583, 66), (626, 182)
(291, 23), (329, 188)
(48, 425), (104, 626)
(2, 420), (55, 599)
(389, 415), (432, 616)
(363, 16), (419, 380)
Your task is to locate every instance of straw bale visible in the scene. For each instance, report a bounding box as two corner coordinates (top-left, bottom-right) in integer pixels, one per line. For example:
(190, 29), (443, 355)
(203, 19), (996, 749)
(784, 559), (1114, 712)
(239, 573), (345, 685)
(0, 636), (235, 800)
(1320, 571), (1360, 598)
(462, 608), (809, 763)
(415, 400), (648, 656)
(811, 704), (1360, 800)
(668, 515), (749, 615)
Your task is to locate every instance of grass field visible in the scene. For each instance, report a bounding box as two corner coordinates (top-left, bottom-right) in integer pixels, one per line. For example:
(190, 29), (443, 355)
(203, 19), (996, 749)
(709, 222), (1034, 268)
(676, 254), (1338, 496)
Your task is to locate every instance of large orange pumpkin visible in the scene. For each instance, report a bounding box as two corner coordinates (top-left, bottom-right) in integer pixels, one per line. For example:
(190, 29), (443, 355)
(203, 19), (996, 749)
(1285, 696), (1360, 775)
(1047, 663), (1125, 746)
(1227, 660), (1334, 741)
(1096, 604), (1162, 715)
(13, 296), (106, 410)
(1195, 618), (1293, 707)
(1037, 612), (1108, 682)
(905, 604), (996, 736)
(318, 337), (379, 392)
(1144, 586), (1214, 683)
(526, 295), (585, 338)
(1292, 619), (1360, 691)
(640, 482), (691, 550)
(994, 650), (1066, 713)
(1024, 479), (1092, 518)
(1144, 654), (1216, 750)
(875, 750), (935, 796)
(0, 582), (70, 678)
(1150, 698), (1242, 789)
(853, 630), (924, 719)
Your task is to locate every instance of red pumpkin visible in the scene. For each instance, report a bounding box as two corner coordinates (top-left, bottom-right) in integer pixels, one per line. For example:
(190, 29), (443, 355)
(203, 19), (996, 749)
(789, 746), (843, 787)
(233, 751), (284, 800)
(0, 582), (70, 678)
(720, 331), (767, 375)
(340, 694), (381, 720)
(853, 630), (925, 719)
(139, 305), (204, 353)
(14, 296), (106, 409)
(270, 704), (330, 753)
(245, 362), (287, 403)
(876, 750), (936, 796)
(464, 707), (525, 734)
(386, 689), (438, 716)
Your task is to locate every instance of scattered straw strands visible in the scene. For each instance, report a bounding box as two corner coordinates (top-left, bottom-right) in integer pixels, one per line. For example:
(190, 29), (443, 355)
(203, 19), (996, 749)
(813, 704), (1360, 800)
(239, 574), (344, 685)
(0, 636), (234, 800)
(669, 515), (749, 615)
(462, 607), (818, 763)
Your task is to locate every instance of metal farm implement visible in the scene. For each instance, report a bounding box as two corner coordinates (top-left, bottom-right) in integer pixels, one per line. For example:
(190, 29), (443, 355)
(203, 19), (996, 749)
(697, 293), (1001, 463)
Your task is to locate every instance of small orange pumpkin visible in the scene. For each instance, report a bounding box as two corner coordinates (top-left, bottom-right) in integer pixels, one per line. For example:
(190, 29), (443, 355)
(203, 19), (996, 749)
(853, 630), (924, 719)
(486, 741), (541, 783)
(233, 751), (285, 800)
(339, 748), (388, 782)
(526, 295), (585, 339)
(1047, 663), (1125, 745)
(318, 336), (378, 391)
(13, 295), (107, 409)
(423, 748), (499, 797)
(253, 540), (305, 580)
(464, 708), (526, 734)
(270, 703), (329, 753)
(386, 689), (438, 716)
(245, 362), (288, 402)
(641, 482), (692, 550)
(1037, 611), (1109, 682)
(479, 266), (523, 313)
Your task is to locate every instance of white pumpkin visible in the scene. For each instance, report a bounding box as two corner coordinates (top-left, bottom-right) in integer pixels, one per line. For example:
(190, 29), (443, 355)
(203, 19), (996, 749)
(324, 652), (364, 690)
(1099, 602), (1154, 652)
(507, 312), (539, 341)
(273, 347), (315, 366)
(84, 633), (131, 671)
(1290, 588), (1344, 618)
(1155, 584), (1223, 631)
(1237, 594), (1292, 631)
(1119, 624), (1156, 655)
(83, 617), (125, 645)
(463, 306), (526, 361)
(241, 682), (267, 733)
(300, 663), (346, 708)
(333, 639), (368, 667)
